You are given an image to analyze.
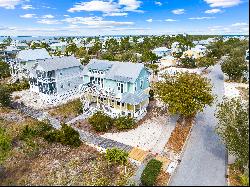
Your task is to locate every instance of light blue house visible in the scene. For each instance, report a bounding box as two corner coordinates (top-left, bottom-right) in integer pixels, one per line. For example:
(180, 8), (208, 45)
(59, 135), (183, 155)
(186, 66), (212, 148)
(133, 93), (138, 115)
(152, 47), (172, 57)
(81, 59), (151, 119)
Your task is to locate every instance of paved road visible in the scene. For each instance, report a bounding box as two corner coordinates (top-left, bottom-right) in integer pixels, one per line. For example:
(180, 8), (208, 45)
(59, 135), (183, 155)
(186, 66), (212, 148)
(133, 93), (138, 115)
(169, 64), (227, 186)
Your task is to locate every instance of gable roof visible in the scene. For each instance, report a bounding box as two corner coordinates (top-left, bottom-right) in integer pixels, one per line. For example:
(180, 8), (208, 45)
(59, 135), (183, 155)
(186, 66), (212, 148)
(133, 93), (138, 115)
(83, 59), (147, 83)
(17, 48), (51, 61)
(35, 56), (82, 72)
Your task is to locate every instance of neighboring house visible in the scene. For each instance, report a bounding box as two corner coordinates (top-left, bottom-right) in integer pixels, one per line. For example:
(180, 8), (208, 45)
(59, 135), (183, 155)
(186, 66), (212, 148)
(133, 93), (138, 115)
(159, 55), (177, 68)
(10, 48), (51, 81)
(0, 46), (20, 63)
(245, 49), (249, 61)
(171, 42), (182, 54)
(50, 42), (67, 53)
(15, 43), (29, 50)
(81, 59), (151, 119)
(152, 47), (172, 57)
(29, 56), (84, 104)
(182, 45), (207, 59)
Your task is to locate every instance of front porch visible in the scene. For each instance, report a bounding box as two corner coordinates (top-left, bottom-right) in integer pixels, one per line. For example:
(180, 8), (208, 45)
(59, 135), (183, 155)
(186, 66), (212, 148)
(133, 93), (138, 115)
(82, 94), (149, 120)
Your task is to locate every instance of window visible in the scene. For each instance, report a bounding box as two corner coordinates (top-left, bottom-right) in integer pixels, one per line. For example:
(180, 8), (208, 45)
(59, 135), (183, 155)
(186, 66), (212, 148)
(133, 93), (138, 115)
(61, 84), (63, 88)
(117, 101), (120, 105)
(140, 80), (143, 89)
(60, 72), (62, 75)
(122, 103), (125, 107)
(117, 82), (124, 93)
(134, 83), (137, 91)
(68, 82), (70, 86)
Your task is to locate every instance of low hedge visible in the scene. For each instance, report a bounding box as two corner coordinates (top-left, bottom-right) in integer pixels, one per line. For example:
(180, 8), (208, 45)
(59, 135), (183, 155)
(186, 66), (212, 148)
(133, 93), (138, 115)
(105, 148), (128, 165)
(88, 111), (114, 132)
(141, 159), (163, 186)
(114, 116), (135, 130)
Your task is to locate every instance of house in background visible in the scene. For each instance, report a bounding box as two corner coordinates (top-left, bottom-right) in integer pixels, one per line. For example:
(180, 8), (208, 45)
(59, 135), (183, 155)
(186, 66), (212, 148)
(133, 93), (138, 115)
(10, 48), (51, 81)
(81, 59), (151, 119)
(171, 42), (182, 54)
(245, 49), (249, 62)
(182, 45), (207, 59)
(152, 47), (172, 58)
(0, 46), (20, 63)
(29, 56), (84, 104)
(159, 55), (177, 68)
(50, 42), (67, 53)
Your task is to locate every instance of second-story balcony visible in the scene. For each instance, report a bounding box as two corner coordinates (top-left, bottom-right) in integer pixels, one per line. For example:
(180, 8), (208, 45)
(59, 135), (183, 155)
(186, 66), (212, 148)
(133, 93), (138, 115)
(37, 76), (56, 83)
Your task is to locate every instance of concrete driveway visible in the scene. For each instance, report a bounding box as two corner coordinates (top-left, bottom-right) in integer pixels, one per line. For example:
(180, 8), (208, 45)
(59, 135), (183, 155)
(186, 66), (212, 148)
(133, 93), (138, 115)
(169, 64), (227, 186)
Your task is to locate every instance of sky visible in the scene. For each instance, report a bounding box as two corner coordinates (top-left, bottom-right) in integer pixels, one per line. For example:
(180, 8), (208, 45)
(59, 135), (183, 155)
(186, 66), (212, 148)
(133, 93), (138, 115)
(0, 0), (249, 36)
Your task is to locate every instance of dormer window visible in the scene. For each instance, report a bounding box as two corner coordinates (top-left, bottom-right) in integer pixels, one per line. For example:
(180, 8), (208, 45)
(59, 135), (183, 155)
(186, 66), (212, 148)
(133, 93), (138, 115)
(117, 82), (124, 93)
(140, 80), (143, 89)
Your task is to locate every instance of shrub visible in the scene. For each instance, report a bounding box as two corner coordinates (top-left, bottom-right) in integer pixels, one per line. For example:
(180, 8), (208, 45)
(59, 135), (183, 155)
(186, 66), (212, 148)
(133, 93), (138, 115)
(59, 124), (82, 147)
(105, 148), (128, 165)
(240, 174), (249, 186)
(0, 127), (12, 163)
(20, 125), (37, 140)
(0, 85), (11, 107)
(88, 111), (113, 132)
(141, 159), (163, 186)
(6, 80), (30, 92)
(114, 116), (135, 130)
(43, 130), (61, 143)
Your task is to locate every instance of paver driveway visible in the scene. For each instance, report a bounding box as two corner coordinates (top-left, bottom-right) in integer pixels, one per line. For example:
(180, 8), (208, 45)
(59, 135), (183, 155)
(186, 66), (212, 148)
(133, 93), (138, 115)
(169, 64), (227, 186)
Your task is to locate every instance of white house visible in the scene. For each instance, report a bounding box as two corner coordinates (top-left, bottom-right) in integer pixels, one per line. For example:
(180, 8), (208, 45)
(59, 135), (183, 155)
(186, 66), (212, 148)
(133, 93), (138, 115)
(159, 55), (177, 68)
(10, 48), (51, 81)
(50, 42), (67, 53)
(182, 45), (207, 59)
(29, 56), (84, 104)
(152, 47), (172, 57)
(171, 42), (182, 54)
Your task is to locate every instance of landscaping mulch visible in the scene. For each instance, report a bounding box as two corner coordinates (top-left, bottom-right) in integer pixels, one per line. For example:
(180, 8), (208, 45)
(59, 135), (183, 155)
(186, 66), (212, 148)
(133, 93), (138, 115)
(155, 171), (170, 186)
(165, 117), (194, 154)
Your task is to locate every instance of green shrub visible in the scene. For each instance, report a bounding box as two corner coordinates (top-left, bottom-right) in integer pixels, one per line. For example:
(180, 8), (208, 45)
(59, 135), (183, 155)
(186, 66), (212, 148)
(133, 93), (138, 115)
(88, 111), (113, 132)
(20, 125), (37, 140)
(6, 80), (30, 92)
(43, 130), (61, 143)
(141, 159), (163, 186)
(114, 116), (135, 130)
(0, 85), (11, 107)
(240, 174), (249, 186)
(0, 127), (12, 163)
(105, 148), (128, 165)
(59, 124), (82, 147)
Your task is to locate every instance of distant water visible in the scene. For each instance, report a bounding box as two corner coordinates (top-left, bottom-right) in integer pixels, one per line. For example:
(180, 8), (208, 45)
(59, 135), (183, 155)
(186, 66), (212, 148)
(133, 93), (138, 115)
(0, 34), (248, 42)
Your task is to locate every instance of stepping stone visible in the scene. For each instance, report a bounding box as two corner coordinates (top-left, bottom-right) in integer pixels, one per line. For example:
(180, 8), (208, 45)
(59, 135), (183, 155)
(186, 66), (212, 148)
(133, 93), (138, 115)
(129, 147), (149, 163)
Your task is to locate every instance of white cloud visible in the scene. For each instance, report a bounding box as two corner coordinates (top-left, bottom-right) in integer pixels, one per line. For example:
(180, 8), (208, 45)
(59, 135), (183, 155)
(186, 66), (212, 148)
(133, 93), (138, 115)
(189, 16), (215, 20)
(41, 14), (54, 19)
(68, 0), (143, 14)
(103, 12), (128, 16)
(63, 16), (134, 28)
(146, 19), (153, 22)
(204, 0), (242, 8)
(231, 22), (248, 26)
(0, 0), (23, 9)
(172, 9), (185, 15)
(165, 19), (177, 22)
(20, 14), (36, 18)
(21, 4), (34, 10)
(205, 8), (222, 13)
(37, 19), (61, 24)
(68, 0), (120, 13)
(64, 15), (70, 17)
(118, 0), (142, 12)
(155, 1), (162, 6)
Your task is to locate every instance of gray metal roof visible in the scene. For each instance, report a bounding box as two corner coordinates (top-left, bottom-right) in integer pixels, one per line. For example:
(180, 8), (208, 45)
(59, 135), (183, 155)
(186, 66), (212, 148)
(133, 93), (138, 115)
(17, 48), (51, 61)
(120, 91), (149, 105)
(83, 59), (146, 83)
(35, 56), (82, 71)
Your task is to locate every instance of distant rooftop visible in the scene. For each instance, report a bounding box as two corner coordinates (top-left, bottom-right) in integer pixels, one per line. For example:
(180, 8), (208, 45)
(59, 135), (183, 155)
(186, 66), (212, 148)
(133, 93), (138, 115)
(17, 48), (51, 61)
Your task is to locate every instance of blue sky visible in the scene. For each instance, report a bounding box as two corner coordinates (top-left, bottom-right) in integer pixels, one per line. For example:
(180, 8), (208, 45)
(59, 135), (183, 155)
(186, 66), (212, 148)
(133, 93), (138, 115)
(0, 0), (249, 36)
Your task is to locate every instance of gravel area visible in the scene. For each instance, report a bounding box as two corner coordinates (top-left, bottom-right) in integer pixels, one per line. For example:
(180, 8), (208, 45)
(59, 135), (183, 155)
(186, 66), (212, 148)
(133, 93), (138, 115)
(101, 115), (177, 154)
(224, 82), (248, 99)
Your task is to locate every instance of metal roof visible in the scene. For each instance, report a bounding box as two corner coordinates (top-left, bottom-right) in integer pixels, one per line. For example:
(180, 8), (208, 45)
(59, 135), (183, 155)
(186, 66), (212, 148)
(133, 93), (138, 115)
(120, 91), (149, 105)
(35, 56), (82, 72)
(83, 59), (146, 83)
(17, 48), (51, 61)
